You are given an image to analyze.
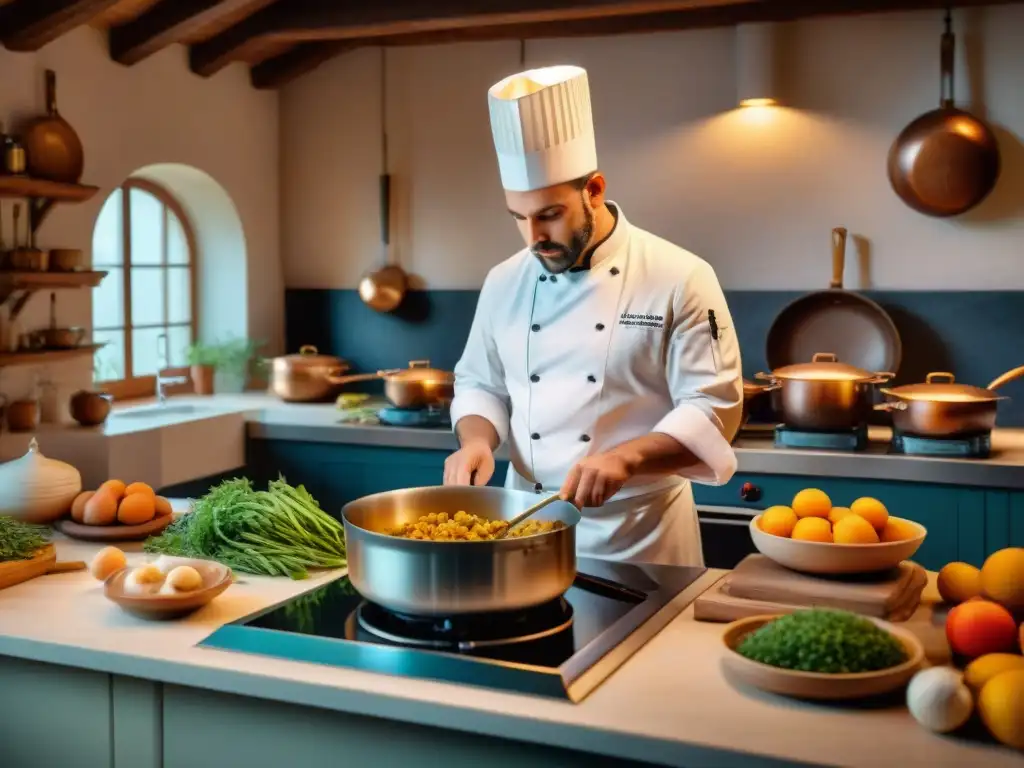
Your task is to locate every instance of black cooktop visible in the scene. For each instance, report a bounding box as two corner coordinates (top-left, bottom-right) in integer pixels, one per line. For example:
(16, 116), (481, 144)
(200, 558), (706, 703)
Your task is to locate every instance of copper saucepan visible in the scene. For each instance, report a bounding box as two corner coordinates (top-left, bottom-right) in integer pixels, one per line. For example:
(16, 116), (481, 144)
(269, 345), (350, 402)
(875, 365), (1024, 438)
(329, 360), (454, 410)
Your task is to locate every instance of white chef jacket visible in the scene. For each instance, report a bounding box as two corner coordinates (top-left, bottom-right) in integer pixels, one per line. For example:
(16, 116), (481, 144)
(450, 203), (743, 567)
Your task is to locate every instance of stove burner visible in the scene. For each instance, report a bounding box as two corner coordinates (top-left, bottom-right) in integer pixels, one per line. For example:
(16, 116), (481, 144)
(890, 430), (991, 458)
(377, 405), (451, 428)
(774, 424), (868, 452)
(356, 599), (574, 651)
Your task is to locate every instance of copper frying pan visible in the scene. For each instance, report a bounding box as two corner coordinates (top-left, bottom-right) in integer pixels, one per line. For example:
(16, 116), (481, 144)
(765, 228), (902, 374)
(886, 11), (1000, 218)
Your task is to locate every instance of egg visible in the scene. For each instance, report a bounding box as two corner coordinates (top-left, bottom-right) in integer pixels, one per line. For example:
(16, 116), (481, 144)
(906, 667), (974, 733)
(123, 564), (165, 595)
(88, 546), (127, 581)
(82, 490), (118, 525)
(165, 565), (203, 592)
(71, 491), (95, 523)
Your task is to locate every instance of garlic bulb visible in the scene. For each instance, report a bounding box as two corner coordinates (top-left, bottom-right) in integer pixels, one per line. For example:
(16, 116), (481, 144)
(906, 667), (974, 733)
(0, 437), (82, 524)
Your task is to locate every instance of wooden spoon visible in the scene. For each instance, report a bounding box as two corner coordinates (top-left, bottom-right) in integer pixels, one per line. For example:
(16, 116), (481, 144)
(495, 494), (562, 540)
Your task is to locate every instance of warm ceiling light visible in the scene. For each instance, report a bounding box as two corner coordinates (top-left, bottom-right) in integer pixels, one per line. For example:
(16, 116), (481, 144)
(736, 22), (779, 108)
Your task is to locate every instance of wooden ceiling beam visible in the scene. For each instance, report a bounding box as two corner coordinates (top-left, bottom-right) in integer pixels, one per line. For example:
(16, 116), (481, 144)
(188, 1), (291, 76)
(0, 0), (123, 51)
(109, 0), (277, 66)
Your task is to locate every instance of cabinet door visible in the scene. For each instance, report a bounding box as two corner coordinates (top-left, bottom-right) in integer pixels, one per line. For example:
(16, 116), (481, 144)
(0, 657), (112, 768)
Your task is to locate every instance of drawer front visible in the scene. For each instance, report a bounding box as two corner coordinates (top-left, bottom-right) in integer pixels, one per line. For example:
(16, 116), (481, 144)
(693, 473), (959, 572)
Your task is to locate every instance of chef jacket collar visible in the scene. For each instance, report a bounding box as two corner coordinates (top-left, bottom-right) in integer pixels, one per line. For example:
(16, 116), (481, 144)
(556, 201), (627, 282)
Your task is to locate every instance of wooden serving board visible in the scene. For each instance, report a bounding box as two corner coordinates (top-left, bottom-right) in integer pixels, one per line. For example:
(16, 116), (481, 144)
(694, 555), (928, 624)
(0, 545), (86, 590)
(55, 514), (172, 542)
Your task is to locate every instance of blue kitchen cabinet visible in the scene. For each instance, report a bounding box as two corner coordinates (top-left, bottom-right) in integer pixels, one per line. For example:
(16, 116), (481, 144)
(692, 473), (1024, 571)
(245, 439), (510, 518)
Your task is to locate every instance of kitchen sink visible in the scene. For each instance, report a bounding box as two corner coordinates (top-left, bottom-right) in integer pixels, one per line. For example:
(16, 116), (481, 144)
(114, 403), (211, 419)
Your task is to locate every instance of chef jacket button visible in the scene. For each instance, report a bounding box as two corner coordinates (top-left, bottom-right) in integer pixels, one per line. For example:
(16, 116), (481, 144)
(549, 276), (558, 283)
(580, 434), (591, 442)
(587, 374), (597, 382)
(530, 374), (540, 383)
(531, 432), (540, 440)
(539, 275), (547, 282)
(531, 323), (540, 332)
(610, 267), (620, 276)
(534, 482), (543, 491)
(596, 323), (605, 331)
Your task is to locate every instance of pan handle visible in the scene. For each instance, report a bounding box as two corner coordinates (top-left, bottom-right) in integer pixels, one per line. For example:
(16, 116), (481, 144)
(830, 228), (847, 290)
(926, 372), (956, 384)
(327, 372), (387, 386)
(940, 11), (955, 109)
(987, 365), (1024, 391)
(867, 372), (896, 384)
(874, 401), (907, 412)
(812, 352), (838, 363)
(753, 372), (777, 382)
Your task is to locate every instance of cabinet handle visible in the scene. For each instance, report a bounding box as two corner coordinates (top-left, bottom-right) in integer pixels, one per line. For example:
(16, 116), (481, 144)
(739, 482), (762, 502)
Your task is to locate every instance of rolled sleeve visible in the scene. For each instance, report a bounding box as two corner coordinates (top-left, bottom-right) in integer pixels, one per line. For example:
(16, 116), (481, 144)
(450, 274), (512, 445)
(652, 260), (743, 486)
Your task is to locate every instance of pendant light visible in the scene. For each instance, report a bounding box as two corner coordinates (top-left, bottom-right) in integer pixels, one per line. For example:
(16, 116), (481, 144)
(735, 22), (779, 108)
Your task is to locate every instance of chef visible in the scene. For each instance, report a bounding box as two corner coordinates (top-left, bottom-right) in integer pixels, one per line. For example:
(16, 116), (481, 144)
(443, 64), (744, 567)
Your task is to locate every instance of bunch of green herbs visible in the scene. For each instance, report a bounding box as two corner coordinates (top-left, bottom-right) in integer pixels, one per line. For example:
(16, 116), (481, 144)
(0, 516), (50, 562)
(736, 609), (908, 674)
(143, 477), (346, 580)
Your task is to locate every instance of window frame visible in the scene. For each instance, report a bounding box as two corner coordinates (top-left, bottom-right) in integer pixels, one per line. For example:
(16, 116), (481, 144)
(93, 178), (199, 401)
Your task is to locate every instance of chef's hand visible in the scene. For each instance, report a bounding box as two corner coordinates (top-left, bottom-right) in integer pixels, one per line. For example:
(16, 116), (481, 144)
(443, 440), (495, 487)
(559, 452), (633, 509)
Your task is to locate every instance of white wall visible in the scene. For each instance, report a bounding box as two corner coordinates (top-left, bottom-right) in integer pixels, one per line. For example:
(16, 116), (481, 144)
(0, 26), (281, 411)
(281, 5), (1024, 292)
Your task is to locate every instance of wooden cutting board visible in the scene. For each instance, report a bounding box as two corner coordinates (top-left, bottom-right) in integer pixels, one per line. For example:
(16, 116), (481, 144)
(694, 555), (928, 623)
(0, 545), (86, 590)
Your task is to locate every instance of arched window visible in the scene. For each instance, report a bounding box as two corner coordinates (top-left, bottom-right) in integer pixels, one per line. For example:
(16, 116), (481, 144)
(92, 178), (197, 400)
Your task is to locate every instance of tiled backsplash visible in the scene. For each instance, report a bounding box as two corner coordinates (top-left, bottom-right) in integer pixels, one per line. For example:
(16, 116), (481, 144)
(286, 289), (1024, 427)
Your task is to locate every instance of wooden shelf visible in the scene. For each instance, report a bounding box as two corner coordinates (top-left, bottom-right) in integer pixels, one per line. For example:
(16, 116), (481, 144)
(0, 270), (109, 321)
(0, 175), (100, 233)
(0, 176), (99, 203)
(0, 343), (104, 368)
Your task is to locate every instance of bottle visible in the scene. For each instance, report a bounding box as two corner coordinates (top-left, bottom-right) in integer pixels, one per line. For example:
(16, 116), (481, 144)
(1, 120), (26, 175)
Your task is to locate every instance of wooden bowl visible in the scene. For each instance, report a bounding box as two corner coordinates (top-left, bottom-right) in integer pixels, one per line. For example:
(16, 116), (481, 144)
(749, 515), (926, 575)
(721, 614), (925, 700)
(104, 560), (232, 620)
(55, 514), (172, 542)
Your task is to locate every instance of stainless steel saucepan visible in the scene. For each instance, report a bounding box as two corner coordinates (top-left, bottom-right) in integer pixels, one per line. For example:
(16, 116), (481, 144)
(341, 486), (581, 617)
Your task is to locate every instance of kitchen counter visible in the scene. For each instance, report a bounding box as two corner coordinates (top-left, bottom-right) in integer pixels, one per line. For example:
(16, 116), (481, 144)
(0, 535), (1018, 768)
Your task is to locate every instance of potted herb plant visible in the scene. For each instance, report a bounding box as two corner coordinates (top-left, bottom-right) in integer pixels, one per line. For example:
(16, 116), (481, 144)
(185, 342), (219, 395)
(214, 337), (264, 394)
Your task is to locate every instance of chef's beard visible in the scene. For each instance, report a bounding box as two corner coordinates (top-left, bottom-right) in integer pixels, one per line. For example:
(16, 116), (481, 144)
(531, 197), (595, 273)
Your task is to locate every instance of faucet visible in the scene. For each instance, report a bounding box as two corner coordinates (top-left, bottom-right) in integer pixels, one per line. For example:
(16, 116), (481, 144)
(156, 333), (189, 405)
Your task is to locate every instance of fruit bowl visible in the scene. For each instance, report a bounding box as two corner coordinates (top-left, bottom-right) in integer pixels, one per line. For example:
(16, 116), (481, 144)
(749, 514), (927, 575)
(721, 614), (925, 700)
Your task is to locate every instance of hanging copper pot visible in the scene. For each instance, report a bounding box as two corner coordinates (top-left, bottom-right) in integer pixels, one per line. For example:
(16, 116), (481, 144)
(21, 70), (84, 184)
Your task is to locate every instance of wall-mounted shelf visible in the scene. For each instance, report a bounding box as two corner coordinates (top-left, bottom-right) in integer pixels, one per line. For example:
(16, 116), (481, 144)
(0, 343), (105, 368)
(0, 270), (108, 321)
(0, 175), (100, 233)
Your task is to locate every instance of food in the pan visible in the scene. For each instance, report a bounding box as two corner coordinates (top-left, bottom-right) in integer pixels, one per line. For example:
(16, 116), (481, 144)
(388, 510), (564, 541)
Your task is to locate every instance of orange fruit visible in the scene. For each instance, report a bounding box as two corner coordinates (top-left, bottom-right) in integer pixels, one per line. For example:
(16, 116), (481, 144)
(980, 547), (1024, 610)
(117, 493), (156, 525)
(828, 506), (852, 525)
(791, 517), (832, 543)
(124, 481), (155, 499)
(880, 518), (918, 542)
(850, 497), (889, 531)
(946, 599), (1019, 659)
(154, 496), (173, 517)
(937, 562), (983, 605)
(977, 669), (1024, 749)
(82, 491), (118, 526)
(760, 506), (798, 538)
(833, 514), (879, 545)
(98, 479), (126, 501)
(792, 488), (831, 519)
(70, 491), (94, 523)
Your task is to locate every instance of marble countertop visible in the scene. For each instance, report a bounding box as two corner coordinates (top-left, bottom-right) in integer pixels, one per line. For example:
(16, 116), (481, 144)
(0, 535), (1018, 768)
